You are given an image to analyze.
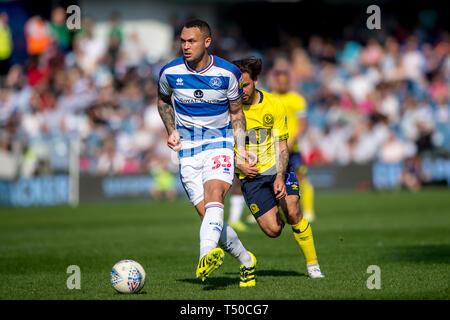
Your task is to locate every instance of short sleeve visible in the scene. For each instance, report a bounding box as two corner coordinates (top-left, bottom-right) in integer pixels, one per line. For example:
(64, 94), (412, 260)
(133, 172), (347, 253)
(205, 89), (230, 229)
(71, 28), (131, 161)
(273, 101), (289, 141)
(158, 69), (172, 97)
(227, 69), (243, 101)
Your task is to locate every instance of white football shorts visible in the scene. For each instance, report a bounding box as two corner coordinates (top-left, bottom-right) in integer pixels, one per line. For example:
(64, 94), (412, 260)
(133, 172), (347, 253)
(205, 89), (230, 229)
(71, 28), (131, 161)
(179, 148), (235, 206)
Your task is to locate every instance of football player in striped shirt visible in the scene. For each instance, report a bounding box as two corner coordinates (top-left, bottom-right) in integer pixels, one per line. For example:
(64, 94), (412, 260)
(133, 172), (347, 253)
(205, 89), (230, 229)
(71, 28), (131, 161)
(157, 19), (257, 286)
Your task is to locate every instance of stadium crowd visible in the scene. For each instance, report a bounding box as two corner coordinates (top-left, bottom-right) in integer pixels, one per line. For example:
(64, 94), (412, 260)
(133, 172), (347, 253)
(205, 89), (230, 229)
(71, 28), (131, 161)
(0, 7), (449, 184)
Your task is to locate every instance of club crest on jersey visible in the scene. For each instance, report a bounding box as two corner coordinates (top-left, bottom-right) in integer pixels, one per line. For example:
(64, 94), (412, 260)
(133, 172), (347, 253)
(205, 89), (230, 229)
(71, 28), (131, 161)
(209, 76), (223, 89)
(176, 78), (184, 86)
(194, 90), (204, 98)
(263, 113), (274, 126)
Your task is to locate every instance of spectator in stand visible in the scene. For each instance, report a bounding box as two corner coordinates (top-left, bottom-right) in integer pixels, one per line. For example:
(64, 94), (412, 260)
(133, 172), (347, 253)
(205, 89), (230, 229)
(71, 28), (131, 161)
(107, 12), (123, 48)
(401, 36), (426, 83)
(73, 17), (105, 76)
(106, 12), (123, 73)
(150, 157), (177, 201)
(0, 12), (12, 75)
(381, 37), (403, 82)
(378, 129), (410, 164)
(24, 16), (52, 56)
(97, 136), (124, 175)
(376, 82), (401, 124)
(414, 98), (435, 154)
(350, 118), (381, 164)
(49, 7), (71, 52)
(401, 155), (428, 192)
(120, 32), (145, 69)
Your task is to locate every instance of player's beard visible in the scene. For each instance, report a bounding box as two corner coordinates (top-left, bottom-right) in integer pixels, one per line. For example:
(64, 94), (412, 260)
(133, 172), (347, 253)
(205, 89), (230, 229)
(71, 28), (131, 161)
(185, 49), (208, 69)
(244, 88), (257, 105)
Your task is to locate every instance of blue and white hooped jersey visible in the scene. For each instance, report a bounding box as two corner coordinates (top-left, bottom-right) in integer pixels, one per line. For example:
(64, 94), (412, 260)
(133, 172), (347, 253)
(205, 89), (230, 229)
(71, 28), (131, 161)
(158, 55), (243, 158)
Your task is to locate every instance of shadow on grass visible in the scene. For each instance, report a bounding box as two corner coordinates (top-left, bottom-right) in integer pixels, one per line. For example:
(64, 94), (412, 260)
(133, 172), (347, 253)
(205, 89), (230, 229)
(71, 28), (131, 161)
(176, 269), (307, 290)
(254, 269), (307, 277)
(224, 269), (307, 277)
(112, 290), (148, 295)
(379, 244), (450, 264)
(177, 277), (237, 291)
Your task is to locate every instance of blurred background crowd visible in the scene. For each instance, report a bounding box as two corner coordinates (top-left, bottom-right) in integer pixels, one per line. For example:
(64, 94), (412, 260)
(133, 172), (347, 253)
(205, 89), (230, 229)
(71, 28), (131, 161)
(0, 1), (448, 191)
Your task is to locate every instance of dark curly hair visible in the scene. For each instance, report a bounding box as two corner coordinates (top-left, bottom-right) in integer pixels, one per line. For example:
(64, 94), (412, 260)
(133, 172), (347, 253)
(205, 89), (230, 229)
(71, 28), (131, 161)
(232, 57), (263, 80)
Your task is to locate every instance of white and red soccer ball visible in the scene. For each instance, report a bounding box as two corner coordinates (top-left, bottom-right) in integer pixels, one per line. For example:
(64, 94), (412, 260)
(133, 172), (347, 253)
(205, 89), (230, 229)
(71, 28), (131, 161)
(110, 260), (146, 294)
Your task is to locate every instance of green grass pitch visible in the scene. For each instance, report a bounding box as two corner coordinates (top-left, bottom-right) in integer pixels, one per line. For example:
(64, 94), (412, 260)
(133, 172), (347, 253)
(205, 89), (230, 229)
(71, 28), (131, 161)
(0, 188), (449, 300)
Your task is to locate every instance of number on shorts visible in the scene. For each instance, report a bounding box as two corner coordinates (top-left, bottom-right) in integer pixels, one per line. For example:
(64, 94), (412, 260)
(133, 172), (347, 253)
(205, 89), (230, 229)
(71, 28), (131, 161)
(212, 155), (232, 170)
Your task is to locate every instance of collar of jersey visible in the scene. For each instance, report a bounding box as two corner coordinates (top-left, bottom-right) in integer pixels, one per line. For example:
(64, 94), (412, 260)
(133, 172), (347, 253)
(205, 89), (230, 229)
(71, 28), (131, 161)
(257, 89), (264, 104)
(184, 55), (214, 74)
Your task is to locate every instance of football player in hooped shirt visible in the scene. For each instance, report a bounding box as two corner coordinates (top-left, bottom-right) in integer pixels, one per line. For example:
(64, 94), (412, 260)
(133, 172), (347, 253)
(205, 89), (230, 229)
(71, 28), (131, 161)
(157, 19), (257, 287)
(232, 57), (324, 279)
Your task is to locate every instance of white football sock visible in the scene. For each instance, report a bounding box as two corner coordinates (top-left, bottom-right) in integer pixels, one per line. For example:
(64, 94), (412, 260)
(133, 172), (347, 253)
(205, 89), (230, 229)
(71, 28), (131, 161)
(228, 195), (245, 223)
(219, 222), (253, 268)
(199, 202), (224, 259)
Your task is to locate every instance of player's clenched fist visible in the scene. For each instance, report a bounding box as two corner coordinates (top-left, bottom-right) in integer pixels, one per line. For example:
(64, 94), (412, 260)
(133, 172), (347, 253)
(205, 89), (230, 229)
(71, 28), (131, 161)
(167, 130), (181, 151)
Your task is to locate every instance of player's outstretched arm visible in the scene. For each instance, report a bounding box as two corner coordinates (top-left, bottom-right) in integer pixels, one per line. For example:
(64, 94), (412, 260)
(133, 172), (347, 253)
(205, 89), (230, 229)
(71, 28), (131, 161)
(158, 93), (181, 151)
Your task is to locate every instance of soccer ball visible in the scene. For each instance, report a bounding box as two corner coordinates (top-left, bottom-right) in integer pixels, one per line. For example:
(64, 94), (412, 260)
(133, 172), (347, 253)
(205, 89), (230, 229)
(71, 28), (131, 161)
(110, 259), (146, 294)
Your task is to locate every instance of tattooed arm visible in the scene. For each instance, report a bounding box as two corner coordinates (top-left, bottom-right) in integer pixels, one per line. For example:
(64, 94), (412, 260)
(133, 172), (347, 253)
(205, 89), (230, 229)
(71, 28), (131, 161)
(273, 138), (289, 199)
(158, 93), (181, 151)
(158, 93), (175, 134)
(276, 139), (289, 178)
(229, 97), (246, 152)
(229, 97), (257, 166)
